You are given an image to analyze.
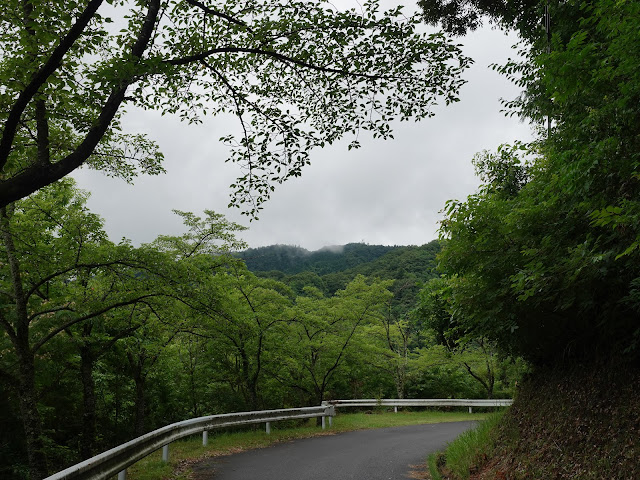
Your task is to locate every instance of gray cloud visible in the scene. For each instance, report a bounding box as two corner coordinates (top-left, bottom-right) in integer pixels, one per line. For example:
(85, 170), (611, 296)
(74, 13), (532, 251)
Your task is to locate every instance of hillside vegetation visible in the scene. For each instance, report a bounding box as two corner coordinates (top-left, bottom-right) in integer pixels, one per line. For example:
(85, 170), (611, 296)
(241, 241), (441, 310)
(430, 359), (639, 480)
(479, 359), (640, 479)
(237, 243), (399, 275)
(423, 0), (640, 478)
(1, 195), (520, 480)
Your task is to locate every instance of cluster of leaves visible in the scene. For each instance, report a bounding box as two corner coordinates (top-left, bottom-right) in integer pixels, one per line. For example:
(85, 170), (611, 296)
(418, 0), (542, 37)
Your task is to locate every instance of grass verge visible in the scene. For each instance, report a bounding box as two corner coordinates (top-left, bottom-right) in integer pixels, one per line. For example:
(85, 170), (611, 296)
(125, 410), (490, 480)
(427, 410), (505, 480)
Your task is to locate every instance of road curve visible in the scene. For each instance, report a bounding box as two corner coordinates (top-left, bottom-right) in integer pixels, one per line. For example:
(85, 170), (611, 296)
(191, 421), (476, 480)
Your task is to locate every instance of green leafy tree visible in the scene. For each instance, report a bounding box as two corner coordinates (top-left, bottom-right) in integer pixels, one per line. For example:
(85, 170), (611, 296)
(282, 276), (393, 404)
(120, 303), (183, 436)
(366, 278), (431, 399)
(0, 181), (247, 478)
(436, 0), (640, 364)
(0, 181), (167, 478)
(0, 0), (471, 214)
(418, 0), (541, 36)
(65, 307), (141, 459)
(415, 277), (508, 398)
(180, 263), (293, 411)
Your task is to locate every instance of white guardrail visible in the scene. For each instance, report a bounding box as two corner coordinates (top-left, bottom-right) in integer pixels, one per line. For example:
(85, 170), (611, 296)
(326, 398), (513, 412)
(44, 398), (512, 480)
(45, 405), (335, 480)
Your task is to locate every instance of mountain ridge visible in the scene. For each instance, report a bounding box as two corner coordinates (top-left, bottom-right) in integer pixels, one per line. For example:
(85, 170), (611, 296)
(237, 242), (402, 275)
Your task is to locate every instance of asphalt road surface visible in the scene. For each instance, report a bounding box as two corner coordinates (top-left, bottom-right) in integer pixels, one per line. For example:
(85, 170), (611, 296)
(191, 421), (476, 480)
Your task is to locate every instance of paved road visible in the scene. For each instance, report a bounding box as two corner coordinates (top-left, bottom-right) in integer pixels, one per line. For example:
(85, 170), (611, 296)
(191, 421), (476, 480)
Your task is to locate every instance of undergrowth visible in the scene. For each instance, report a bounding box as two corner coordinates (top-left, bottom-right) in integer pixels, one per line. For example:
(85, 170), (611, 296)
(427, 411), (505, 480)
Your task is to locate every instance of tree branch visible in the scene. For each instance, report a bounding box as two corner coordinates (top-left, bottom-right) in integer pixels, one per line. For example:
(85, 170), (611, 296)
(25, 260), (147, 301)
(0, 0), (161, 208)
(31, 294), (160, 354)
(183, 0), (250, 30)
(0, 0), (105, 171)
(165, 47), (381, 80)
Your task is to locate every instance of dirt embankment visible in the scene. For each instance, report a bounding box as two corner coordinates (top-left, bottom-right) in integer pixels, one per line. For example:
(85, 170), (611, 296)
(473, 358), (639, 479)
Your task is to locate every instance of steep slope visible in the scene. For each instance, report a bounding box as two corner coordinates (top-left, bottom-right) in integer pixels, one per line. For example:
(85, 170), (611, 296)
(464, 359), (640, 480)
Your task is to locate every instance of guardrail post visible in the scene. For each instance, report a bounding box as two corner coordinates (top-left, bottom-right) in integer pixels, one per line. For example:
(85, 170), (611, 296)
(328, 416), (332, 427)
(203, 431), (208, 446)
(266, 421), (271, 434)
(468, 407), (472, 414)
(394, 406), (398, 413)
(321, 416), (326, 430)
(162, 444), (169, 462)
(118, 469), (126, 480)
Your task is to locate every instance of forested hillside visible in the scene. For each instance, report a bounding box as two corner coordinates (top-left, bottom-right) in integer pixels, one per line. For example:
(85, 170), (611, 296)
(243, 242), (441, 307)
(238, 243), (399, 275)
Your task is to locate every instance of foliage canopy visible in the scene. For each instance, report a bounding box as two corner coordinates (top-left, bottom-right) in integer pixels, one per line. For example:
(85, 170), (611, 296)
(0, 0), (471, 216)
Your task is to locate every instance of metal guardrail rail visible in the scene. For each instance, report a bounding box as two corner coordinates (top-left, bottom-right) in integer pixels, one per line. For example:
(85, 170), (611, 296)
(45, 405), (335, 480)
(326, 398), (513, 408)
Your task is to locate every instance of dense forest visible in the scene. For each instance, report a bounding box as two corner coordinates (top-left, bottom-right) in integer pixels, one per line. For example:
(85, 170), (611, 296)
(238, 243), (400, 275)
(0, 187), (522, 479)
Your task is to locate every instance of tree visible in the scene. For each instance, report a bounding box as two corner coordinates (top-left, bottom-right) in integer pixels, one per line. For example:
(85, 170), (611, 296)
(415, 277), (504, 398)
(0, 0), (471, 214)
(121, 304), (182, 436)
(282, 276), (392, 404)
(0, 180), (160, 478)
(195, 265), (293, 411)
(65, 306), (141, 459)
(0, 181), (246, 479)
(435, 0), (640, 364)
(366, 278), (429, 399)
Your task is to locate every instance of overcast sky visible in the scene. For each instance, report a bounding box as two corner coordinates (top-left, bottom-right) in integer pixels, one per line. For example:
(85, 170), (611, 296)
(73, 2), (534, 252)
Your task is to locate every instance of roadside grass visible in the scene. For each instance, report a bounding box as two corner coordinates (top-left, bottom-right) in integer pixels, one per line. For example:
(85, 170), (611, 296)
(124, 409), (490, 480)
(427, 410), (506, 480)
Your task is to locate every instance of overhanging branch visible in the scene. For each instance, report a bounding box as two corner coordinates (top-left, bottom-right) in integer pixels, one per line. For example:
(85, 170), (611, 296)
(165, 47), (381, 80)
(183, 0), (251, 30)
(0, 0), (105, 171)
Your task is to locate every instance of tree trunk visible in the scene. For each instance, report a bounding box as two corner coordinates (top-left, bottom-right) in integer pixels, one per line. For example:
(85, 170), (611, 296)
(2, 207), (48, 479)
(133, 372), (146, 437)
(17, 351), (49, 480)
(395, 370), (406, 400)
(79, 346), (97, 459)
